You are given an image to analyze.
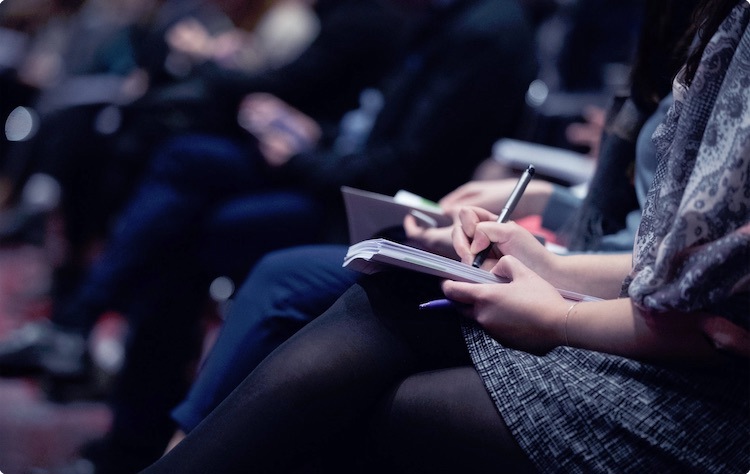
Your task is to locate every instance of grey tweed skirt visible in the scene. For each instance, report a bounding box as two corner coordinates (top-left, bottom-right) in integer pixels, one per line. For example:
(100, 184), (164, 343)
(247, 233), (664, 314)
(463, 325), (750, 473)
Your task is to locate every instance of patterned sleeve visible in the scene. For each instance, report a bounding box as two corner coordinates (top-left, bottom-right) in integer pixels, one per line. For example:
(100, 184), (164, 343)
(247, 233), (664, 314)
(627, 3), (750, 317)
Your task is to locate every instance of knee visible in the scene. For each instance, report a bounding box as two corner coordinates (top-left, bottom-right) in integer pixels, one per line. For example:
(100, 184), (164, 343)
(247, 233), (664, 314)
(240, 248), (305, 293)
(232, 245), (351, 327)
(149, 134), (245, 187)
(229, 249), (308, 324)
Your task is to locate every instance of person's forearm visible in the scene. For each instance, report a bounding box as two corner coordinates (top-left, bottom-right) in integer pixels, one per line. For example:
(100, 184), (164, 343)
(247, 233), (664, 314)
(547, 253), (631, 300)
(563, 298), (723, 365)
(512, 180), (554, 218)
(540, 184), (582, 232)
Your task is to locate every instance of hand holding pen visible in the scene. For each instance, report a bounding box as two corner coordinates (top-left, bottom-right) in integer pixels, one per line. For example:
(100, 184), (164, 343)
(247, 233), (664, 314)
(472, 164), (535, 267)
(421, 165), (537, 310)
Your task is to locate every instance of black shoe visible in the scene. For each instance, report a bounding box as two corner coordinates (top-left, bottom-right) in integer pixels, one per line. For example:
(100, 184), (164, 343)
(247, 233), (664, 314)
(0, 321), (89, 380)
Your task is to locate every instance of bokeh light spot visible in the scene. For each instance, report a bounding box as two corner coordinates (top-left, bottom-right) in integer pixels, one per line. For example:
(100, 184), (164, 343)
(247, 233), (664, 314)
(5, 106), (39, 141)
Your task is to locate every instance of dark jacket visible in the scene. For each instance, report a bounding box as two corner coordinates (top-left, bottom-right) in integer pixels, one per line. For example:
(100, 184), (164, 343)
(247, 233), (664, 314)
(202, 0), (412, 135)
(279, 0), (538, 202)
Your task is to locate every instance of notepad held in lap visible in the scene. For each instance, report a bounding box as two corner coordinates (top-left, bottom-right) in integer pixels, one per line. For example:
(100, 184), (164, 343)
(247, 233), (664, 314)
(343, 238), (600, 302)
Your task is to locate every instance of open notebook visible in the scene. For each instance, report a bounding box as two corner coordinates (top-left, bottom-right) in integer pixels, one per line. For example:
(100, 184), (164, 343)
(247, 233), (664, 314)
(343, 238), (601, 302)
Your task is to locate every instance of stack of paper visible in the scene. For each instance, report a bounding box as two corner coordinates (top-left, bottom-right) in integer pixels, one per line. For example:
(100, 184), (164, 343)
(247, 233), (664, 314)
(343, 238), (601, 302)
(344, 238), (507, 284)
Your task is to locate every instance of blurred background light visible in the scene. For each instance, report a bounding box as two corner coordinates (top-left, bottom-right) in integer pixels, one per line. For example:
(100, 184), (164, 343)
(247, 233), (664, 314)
(525, 79), (549, 108)
(5, 106), (39, 141)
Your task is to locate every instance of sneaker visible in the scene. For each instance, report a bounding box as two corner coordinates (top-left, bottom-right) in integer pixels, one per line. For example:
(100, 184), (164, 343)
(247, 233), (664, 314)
(0, 320), (89, 380)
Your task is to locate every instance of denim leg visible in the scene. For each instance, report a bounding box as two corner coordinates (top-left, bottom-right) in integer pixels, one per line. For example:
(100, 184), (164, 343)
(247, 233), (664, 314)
(171, 244), (360, 433)
(53, 134), (265, 332)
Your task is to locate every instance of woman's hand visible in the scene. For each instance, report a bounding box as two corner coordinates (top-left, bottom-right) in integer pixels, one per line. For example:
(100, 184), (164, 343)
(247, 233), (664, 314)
(452, 206), (558, 282)
(442, 255), (569, 353)
(403, 214), (457, 259)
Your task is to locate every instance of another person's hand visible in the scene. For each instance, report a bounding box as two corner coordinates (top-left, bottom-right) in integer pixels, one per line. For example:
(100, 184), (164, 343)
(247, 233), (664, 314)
(119, 68), (150, 102)
(441, 255), (568, 353)
(238, 93), (321, 166)
(166, 18), (214, 63)
(565, 105), (606, 158)
(210, 30), (247, 67)
(167, 18), (248, 68)
(402, 214), (457, 259)
(700, 315), (750, 358)
(439, 179), (552, 218)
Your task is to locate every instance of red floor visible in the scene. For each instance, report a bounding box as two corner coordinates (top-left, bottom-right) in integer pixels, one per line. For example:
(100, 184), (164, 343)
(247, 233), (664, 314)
(0, 244), (113, 474)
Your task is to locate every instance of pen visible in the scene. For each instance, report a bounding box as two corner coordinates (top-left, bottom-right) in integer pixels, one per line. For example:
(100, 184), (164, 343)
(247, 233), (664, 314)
(472, 164), (535, 268)
(419, 298), (474, 310)
(419, 298), (454, 310)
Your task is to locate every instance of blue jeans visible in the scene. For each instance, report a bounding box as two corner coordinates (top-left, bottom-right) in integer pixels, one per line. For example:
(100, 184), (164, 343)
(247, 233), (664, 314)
(54, 133), (321, 331)
(171, 244), (360, 432)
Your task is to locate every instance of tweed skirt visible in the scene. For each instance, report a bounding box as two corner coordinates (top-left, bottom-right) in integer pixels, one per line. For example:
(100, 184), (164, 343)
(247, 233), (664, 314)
(463, 325), (750, 473)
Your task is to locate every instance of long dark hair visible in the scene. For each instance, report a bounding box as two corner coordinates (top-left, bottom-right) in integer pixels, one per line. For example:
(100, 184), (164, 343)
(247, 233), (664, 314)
(682, 0), (741, 85)
(628, 0), (702, 112)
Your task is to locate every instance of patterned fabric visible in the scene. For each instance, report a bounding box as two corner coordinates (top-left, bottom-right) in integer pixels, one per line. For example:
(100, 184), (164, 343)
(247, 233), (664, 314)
(627, 2), (750, 319)
(464, 3), (750, 472)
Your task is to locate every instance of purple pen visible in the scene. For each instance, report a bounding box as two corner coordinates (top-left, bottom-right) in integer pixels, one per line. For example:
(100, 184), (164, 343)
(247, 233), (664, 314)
(418, 298), (454, 310)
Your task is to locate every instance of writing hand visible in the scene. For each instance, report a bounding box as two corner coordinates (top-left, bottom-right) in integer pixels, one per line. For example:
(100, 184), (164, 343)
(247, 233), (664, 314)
(452, 206), (554, 276)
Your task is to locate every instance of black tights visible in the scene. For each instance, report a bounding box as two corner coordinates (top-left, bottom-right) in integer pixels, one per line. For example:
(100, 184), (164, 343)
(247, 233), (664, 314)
(141, 272), (536, 473)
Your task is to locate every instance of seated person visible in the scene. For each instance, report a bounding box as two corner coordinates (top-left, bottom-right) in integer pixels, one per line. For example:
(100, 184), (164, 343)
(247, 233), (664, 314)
(143, 2), (750, 472)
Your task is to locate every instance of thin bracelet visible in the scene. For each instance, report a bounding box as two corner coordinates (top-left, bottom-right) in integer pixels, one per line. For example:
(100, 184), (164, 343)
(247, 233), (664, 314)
(564, 302), (579, 346)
